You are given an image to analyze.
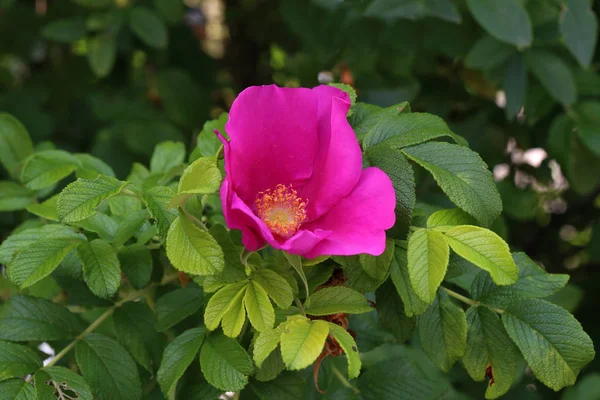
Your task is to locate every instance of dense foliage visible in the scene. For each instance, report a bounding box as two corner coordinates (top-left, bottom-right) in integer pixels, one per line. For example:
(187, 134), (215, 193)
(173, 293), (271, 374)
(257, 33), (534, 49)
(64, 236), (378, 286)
(0, 0), (599, 399)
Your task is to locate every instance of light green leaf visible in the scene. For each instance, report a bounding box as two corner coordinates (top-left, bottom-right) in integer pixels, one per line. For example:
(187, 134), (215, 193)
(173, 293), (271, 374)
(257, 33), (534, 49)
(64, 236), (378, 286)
(195, 113), (227, 158)
(472, 252), (569, 308)
(76, 333), (142, 400)
(7, 230), (85, 288)
(204, 281), (248, 331)
(252, 268), (294, 309)
(200, 332), (253, 391)
(427, 208), (477, 230)
(502, 299), (595, 391)
(37, 366), (93, 400)
(359, 238), (395, 282)
(0, 181), (34, 211)
(390, 245), (429, 317)
(402, 142), (502, 226)
(21, 150), (80, 190)
(0, 224), (72, 264)
(77, 239), (121, 299)
(171, 156), (221, 207)
(245, 280), (275, 332)
(463, 307), (517, 399)
(465, 35), (515, 69)
(0, 113), (33, 178)
(253, 325), (284, 368)
(305, 286), (373, 316)
(466, 0), (532, 47)
(74, 153), (115, 179)
(88, 34), (117, 78)
(26, 194), (59, 221)
(444, 225), (518, 285)
(166, 214), (224, 275)
(150, 141), (185, 174)
(222, 288), (247, 337)
(113, 210), (149, 247)
(156, 288), (204, 331)
(327, 322), (361, 379)
(0, 379), (36, 400)
(143, 186), (178, 239)
(41, 17), (86, 43)
(109, 195), (141, 216)
(525, 50), (577, 106)
(157, 327), (205, 397)
(118, 244), (152, 290)
(129, 6), (168, 49)
(58, 175), (127, 223)
(283, 252), (310, 305)
(417, 290), (467, 371)
(0, 295), (82, 341)
(280, 318), (329, 370)
(407, 228), (449, 303)
(112, 302), (157, 372)
(0, 340), (42, 381)
(560, 0), (598, 68)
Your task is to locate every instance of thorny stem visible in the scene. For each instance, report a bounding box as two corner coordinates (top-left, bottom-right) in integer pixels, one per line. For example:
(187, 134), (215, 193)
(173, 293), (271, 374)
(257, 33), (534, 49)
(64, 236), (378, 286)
(442, 287), (504, 314)
(331, 365), (360, 394)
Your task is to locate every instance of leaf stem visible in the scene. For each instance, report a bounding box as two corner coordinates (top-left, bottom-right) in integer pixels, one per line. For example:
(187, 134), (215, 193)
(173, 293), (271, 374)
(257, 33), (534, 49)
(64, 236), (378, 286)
(441, 287), (504, 314)
(294, 297), (306, 316)
(331, 365), (360, 394)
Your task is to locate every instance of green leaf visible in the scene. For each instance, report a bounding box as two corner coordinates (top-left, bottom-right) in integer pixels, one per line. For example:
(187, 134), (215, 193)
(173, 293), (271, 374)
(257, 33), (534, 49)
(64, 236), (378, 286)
(417, 290), (467, 371)
(0, 295), (82, 341)
(77, 239), (121, 299)
(21, 150), (80, 190)
(143, 186), (178, 239)
(157, 327), (205, 397)
(472, 252), (569, 308)
(222, 287), (247, 337)
(0, 379), (36, 400)
(150, 141), (185, 174)
(0, 181), (34, 211)
(36, 366), (93, 400)
(156, 69), (208, 129)
(402, 142), (502, 226)
(562, 372), (600, 400)
(280, 318), (329, 370)
(503, 53), (528, 119)
(76, 333), (142, 400)
(245, 280), (275, 332)
(74, 153), (115, 180)
(444, 225), (518, 285)
(88, 34), (117, 78)
(166, 214), (224, 275)
(327, 322), (361, 379)
(113, 302), (157, 372)
(465, 35), (515, 69)
(199, 332), (253, 391)
(359, 238), (395, 283)
(305, 286), (373, 316)
(129, 6), (168, 49)
(334, 255), (384, 292)
(6, 230), (85, 288)
(41, 17), (86, 42)
(58, 175), (127, 223)
(502, 299), (595, 391)
(390, 245), (429, 317)
(156, 288), (204, 331)
(75, 213), (118, 242)
(427, 208), (477, 230)
(525, 50), (577, 106)
(171, 156), (221, 207)
(204, 281), (248, 331)
(253, 325), (285, 368)
(283, 252), (310, 305)
(113, 210), (149, 247)
(252, 268), (294, 309)
(250, 372), (305, 399)
(560, 0), (598, 67)
(463, 307), (516, 399)
(573, 101), (600, 157)
(118, 244), (152, 290)
(202, 224), (247, 289)
(26, 194), (59, 221)
(466, 0), (532, 47)
(108, 195), (141, 216)
(0, 340), (42, 380)
(195, 113), (227, 158)
(0, 113), (33, 178)
(376, 279), (416, 343)
(351, 102), (403, 141)
(154, 0), (184, 24)
(407, 228), (449, 303)
(0, 224), (72, 264)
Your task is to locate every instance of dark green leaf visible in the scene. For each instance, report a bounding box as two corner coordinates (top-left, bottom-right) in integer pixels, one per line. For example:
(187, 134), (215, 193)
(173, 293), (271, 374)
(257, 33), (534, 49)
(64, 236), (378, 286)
(0, 181), (34, 211)
(376, 280), (415, 342)
(129, 6), (168, 49)
(113, 302), (158, 372)
(525, 49), (577, 106)
(77, 239), (121, 299)
(503, 53), (528, 119)
(560, 0), (598, 67)
(465, 35), (515, 69)
(0, 113), (33, 178)
(0, 379), (36, 400)
(156, 288), (203, 331)
(88, 35), (117, 78)
(41, 17), (86, 43)
(466, 0), (532, 47)
(157, 327), (205, 396)
(118, 244), (152, 289)
(0, 340), (42, 380)
(21, 150), (80, 190)
(200, 332), (253, 391)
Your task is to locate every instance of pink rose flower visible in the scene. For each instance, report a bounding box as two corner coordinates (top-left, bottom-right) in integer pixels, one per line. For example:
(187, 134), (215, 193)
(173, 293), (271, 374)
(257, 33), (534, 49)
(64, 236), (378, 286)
(218, 85), (396, 258)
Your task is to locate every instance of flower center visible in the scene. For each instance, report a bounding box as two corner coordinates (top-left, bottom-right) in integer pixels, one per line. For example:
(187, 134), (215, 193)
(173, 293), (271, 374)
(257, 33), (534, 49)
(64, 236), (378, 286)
(255, 184), (307, 238)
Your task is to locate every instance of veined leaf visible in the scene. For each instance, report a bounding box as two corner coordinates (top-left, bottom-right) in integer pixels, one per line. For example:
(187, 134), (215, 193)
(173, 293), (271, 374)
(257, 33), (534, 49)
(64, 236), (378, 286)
(75, 213), (118, 242)
(253, 325), (285, 368)
(525, 50), (577, 106)
(359, 238), (395, 282)
(200, 332), (253, 391)
(58, 175), (128, 223)
(427, 208), (477, 230)
(204, 281), (248, 331)
(402, 142), (502, 226)
(171, 156), (221, 207)
(222, 288), (247, 337)
(36, 366), (93, 400)
(74, 153), (115, 179)
(502, 299), (595, 391)
(244, 280), (275, 332)
(407, 228), (449, 303)
(113, 210), (149, 247)
(305, 286), (373, 316)
(26, 194), (59, 221)
(0, 224), (75, 264)
(252, 268), (294, 309)
(0, 379), (36, 400)
(113, 302), (157, 372)
(444, 225), (518, 285)
(352, 102), (403, 141)
(390, 245), (430, 317)
(280, 318), (329, 370)
(0, 113), (33, 179)
(21, 150), (80, 190)
(77, 239), (121, 299)
(327, 322), (361, 379)
(157, 328), (205, 397)
(117, 244), (152, 290)
(156, 288), (203, 331)
(0, 341), (42, 381)
(560, 0), (598, 68)
(0, 181), (34, 211)
(150, 141), (185, 174)
(143, 186), (178, 239)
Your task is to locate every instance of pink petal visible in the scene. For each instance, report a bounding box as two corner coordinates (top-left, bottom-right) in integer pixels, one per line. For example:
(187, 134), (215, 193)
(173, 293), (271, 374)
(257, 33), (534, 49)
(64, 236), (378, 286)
(302, 167), (396, 258)
(225, 85), (319, 205)
(299, 85), (362, 221)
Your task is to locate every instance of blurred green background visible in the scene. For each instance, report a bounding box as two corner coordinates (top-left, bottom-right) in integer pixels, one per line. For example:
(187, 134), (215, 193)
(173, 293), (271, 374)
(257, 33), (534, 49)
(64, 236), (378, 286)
(1, 0), (599, 398)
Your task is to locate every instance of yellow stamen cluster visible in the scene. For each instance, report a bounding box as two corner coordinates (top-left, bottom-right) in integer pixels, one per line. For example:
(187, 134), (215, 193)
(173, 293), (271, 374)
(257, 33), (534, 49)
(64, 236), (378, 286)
(255, 184), (307, 238)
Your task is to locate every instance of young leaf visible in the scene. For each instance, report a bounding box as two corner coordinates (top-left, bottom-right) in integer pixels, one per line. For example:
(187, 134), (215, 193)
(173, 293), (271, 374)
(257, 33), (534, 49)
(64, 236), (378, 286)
(0, 295), (83, 341)
(26, 194), (59, 221)
(427, 208), (477, 230)
(165, 214), (224, 276)
(408, 228), (450, 303)
(0, 379), (36, 400)
(222, 288), (247, 337)
(0, 181), (34, 211)
(0, 340), (42, 380)
(466, 0), (532, 47)
(195, 113), (228, 158)
(359, 238), (395, 282)
(129, 6), (168, 49)
(112, 302), (158, 372)
(402, 142), (502, 226)
(444, 225), (518, 285)
(389, 245), (430, 317)
(76, 333), (142, 400)
(156, 288), (204, 331)
(21, 150), (80, 190)
(0, 113), (33, 179)
(143, 186), (178, 239)
(525, 50), (577, 106)
(118, 244), (152, 290)
(502, 298), (595, 391)
(199, 332), (253, 391)
(171, 156), (222, 207)
(253, 325), (285, 368)
(252, 268), (294, 309)
(204, 281), (248, 331)
(58, 176), (128, 223)
(463, 307), (517, 399)
(77, 239), (121, 299)
(304, 286), (373, 316)
(280, 318), (329, 370)
(559, 0), (598, 68)
(36, 366), (93, 400)
(244, 280), (275, 332)
(417, 290), (467, 371)
(327, 322), (361, 379)
(157, 327), (205, 397)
